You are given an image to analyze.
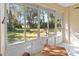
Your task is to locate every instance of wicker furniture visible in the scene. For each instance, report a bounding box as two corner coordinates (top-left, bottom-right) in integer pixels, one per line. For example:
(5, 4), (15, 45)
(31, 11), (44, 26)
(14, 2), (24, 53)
(42, 44), (68, 56)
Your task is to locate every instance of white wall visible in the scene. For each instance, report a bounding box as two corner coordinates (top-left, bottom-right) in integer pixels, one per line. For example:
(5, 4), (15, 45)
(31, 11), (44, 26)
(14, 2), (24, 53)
(64, 4), (79, 43)
(6, 38), (46, 56)
(6, 36), (63, 56)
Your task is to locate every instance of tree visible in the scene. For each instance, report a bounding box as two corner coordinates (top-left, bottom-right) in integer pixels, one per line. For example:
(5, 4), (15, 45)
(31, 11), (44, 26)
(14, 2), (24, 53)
(7, 4), (23, 32)
(49, 13), (55, 29)
(27, 8), (38, 29)
(7, 9), (15, 31)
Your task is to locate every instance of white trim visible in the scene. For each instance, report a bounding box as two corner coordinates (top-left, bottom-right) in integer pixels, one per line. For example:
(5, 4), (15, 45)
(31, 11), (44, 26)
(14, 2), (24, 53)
(37, 8), (40, 38)
(24, 6), (27, 42)
(8, 41), (26, 46)
(46, 11), (49, 44)
(1, 3), (7, 56)
(61, 13), (65, 43)
(68, 7), (71, 44)
(54, 11), (57, 46)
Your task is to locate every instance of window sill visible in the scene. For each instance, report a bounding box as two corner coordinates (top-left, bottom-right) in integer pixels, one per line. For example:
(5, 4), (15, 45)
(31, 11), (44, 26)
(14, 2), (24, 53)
(8, 41), (25, 46)
(8, 36), (52, 46)
(8, 39), (38, 46)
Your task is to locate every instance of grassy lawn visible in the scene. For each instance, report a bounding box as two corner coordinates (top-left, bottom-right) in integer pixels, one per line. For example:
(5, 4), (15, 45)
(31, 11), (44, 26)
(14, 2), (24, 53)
(8, 29), (56, 43)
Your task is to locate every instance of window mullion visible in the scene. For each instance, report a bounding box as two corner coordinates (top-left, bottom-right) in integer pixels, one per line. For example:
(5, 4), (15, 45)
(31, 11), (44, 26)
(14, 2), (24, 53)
(24, 7), (27, 42)
(54, 12), (57, 46)
(37, 8), (40, 39)
(61, 14), (65, 43)
(46, 11), (49, 44)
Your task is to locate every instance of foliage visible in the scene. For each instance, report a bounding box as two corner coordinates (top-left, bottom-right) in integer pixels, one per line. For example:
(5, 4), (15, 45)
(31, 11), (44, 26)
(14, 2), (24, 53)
(7, 4), (22, 31)
(7, 4), (62, 44)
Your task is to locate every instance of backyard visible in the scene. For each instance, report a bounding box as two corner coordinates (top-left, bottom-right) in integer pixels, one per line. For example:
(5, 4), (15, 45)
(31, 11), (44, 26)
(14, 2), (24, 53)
(7, 4), (62, 44)
(8, 28), (56, 44)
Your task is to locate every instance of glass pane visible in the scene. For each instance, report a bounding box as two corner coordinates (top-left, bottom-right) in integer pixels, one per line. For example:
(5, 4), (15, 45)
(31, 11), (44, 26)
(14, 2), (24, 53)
(39, 10), (48, 37)
(49, 12), (55, 35)
(26, 7), (38, 40)
(7, 4), (25, 44)
(56, 14), (63, 43)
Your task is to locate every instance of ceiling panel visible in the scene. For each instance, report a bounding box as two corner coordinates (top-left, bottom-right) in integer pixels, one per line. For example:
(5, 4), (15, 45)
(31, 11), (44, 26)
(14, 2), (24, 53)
(58, 3), (76, 7)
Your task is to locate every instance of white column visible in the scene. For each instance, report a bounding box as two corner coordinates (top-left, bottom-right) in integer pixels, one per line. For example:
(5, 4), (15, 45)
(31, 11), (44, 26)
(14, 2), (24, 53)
(1, 3), (7, 56)
(62, 13), (65, 43)
(68, 8), (71, 44)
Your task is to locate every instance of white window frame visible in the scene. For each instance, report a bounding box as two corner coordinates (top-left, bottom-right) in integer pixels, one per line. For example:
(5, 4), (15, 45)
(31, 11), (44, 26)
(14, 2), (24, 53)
(5, 3), (65, 45)
(0, 3), (7, 56)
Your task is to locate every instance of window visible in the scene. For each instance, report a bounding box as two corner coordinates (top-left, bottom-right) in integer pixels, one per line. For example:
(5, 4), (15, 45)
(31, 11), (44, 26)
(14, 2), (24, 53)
(56, 14), (63, 40)
(25, 7), (38, 40)
(7, 4), (25, 44)
(7, 4), (38, 44)
(7, 3), (63, 44)
(49, 12), (56, 35)
(39, 10), (48, 37)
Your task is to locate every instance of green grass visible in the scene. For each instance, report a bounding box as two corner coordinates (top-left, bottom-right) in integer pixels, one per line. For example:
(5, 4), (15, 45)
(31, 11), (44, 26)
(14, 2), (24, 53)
(8, 29), (56, 44)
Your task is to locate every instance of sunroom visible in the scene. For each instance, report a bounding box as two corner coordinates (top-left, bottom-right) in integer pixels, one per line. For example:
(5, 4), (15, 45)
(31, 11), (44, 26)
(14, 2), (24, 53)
(0, 3), (79, 56)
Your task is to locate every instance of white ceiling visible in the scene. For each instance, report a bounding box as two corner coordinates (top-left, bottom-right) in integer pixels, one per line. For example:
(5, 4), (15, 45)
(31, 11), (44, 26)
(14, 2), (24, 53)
(58, 3), (76, 7)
